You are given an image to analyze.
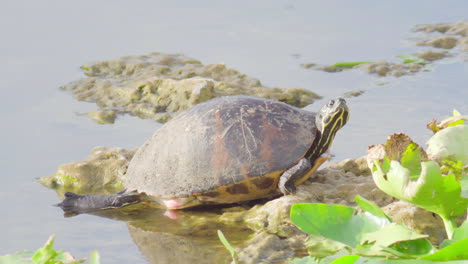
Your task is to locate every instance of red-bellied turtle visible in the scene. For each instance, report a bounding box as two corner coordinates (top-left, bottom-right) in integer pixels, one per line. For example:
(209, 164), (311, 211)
(58, 95), (349, 213)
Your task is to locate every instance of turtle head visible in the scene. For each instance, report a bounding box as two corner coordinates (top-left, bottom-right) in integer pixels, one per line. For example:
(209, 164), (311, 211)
(316, 98), (349, 134)
(309, 98), (349, 158)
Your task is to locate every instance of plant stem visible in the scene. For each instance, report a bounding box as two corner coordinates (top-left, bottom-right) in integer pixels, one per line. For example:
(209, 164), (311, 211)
(441, 217), (457, 240)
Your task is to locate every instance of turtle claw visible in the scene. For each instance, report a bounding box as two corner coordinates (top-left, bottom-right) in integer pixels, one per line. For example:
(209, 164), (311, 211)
(279, 181), (297, 195)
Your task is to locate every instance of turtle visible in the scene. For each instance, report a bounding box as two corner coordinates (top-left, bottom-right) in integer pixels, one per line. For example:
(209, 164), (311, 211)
(58, 95), (349, 214)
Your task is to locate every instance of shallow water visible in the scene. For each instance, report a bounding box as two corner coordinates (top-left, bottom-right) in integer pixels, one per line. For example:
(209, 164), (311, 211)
(1, 1), (467, 263)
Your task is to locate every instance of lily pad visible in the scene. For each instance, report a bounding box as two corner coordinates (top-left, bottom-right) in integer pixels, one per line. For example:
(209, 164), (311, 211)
(354, 195), (392, 221)
(332, 62), (372, 68)
(420, 238), (468, 261)
(372, 160), (467, 221)
(290, 203), (387, 248)
(426, 125), (468, 164)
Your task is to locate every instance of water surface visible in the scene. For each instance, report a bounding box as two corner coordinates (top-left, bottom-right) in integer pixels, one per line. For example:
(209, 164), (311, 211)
(1, 1), (467, 263)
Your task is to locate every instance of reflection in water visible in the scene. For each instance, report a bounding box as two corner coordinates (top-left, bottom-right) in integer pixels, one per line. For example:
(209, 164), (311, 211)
(91, 204), (252, 264)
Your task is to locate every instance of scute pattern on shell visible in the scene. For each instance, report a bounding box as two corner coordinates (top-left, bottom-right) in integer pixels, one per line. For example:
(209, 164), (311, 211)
(125, 96), (317, 199)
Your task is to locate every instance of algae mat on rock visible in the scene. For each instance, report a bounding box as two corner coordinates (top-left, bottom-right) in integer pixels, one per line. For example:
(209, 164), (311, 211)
(61, 53), (320, 124)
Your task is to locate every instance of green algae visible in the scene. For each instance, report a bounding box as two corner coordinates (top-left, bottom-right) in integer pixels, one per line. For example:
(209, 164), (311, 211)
(62, 53), (321, 124)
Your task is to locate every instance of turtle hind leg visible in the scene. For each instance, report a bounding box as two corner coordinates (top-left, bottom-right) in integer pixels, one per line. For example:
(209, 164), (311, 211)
(278, 158), (312, 195)
(56, 190), (141, 215)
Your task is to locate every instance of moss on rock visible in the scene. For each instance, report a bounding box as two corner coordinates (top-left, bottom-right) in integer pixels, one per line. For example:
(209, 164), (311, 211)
(38, 147), (136, 196)
(62, 53), (320, 123)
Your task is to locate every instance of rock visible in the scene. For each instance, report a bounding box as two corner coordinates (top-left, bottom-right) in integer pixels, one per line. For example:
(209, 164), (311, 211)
(355, 60), (424, 77)
(415, 21), (468, 37)
(383, 200), (447, 244)
(38, 146), (136, 195)
(416, 50), (452, 61)
(62, 53), (320, 124)
(326, 156), (371, 176)
(86, 109), (118, 124)
(418, 36), (459, 49)
(415, 21), (468, 53)
(237, 230), (308, 264)
(343, 90), (365, 98)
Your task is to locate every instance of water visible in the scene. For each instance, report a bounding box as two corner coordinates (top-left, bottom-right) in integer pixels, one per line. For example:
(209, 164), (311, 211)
(1, 1), (467, 263)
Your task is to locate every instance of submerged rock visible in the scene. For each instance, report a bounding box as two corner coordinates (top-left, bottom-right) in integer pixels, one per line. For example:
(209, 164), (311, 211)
(416, 50), (452, 61)
(415, 20), (468, 52)
(62, 53), (320, 123)
(86, 109), (118, 124)
(355, 60), (425, 77)
(343, 90), (365, 98)
(237, 230), (308, 264)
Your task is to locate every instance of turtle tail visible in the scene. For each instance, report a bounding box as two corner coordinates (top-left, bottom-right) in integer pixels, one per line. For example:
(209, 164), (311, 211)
(56, 189), (141, 215)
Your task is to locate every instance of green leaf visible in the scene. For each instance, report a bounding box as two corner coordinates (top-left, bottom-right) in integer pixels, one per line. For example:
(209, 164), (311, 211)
(217, 230), (238, 264)
(386, 239), (434, 258)
(361, 224), (429, 248)
(305, 236), (348, 259)
(89, 250), (100, 264)
(420, 238), (468, 261)
(358, 224), (432, 257)
(290, 256), (319, 264)
(447, 120), (465, 127)
(0, 251), (32, 264)
(400, 143), (425, 178)
(355, 195), (392, 222)
(452, 221), (468, 242)
(372, 259), (465, 264)
(330, 255), (360, 264)
(372, 160), (468, 221)
(30, 235), (85, 264)
(332, 62), (372, 68)
(290, 203), (386, 248)
(426, 125), (468, 164)
(31, 235), (58, 264)
(80, 65), (91, 71)
(461, 176), (468, 199)
(396, 55), (427, 64)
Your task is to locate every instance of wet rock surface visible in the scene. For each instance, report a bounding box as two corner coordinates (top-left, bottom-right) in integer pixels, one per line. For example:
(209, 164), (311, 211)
(62, 53), (320, 124)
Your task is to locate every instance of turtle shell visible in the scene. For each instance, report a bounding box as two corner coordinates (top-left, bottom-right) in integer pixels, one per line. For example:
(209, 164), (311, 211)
(125, 95), (317, 205)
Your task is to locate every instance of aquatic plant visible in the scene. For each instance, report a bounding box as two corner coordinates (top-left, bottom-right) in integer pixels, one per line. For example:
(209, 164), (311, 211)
(217, 230), (239, 264)
(288, 111), (467, 263)
(0, 235), (100, 264)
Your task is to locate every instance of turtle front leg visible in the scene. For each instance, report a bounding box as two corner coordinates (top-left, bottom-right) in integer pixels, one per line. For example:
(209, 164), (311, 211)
(278, 158), (312, 195)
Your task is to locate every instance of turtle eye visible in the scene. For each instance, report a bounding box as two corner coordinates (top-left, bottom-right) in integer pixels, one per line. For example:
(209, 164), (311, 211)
(328, 100), (335, 107)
